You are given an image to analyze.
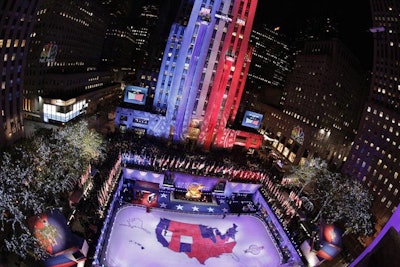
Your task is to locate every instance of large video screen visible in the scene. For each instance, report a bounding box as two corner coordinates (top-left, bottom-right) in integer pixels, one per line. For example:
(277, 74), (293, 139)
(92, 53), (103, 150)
(241, 110), (263, 129)
(124, 85), (148, 105)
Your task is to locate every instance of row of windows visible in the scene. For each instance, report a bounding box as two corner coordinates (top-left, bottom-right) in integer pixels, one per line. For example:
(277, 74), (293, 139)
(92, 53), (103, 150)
(354, 139), (399, 165)
(366, 105), (400, 128)
(43, 101), (86, 123)
(85, 83), (103, 90)
(0, 39), (26, 48)
(140, 75), (157, 82)
(59, 12), (89, 27)
(362, 174), (398, 211)
(353, 155), (399, 210)
(45, 61), (85, 67)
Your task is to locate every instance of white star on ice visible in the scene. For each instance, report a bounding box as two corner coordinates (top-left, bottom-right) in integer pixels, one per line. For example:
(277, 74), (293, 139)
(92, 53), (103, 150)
(207, 207), (214, 213)
(176, 204), (184, 210)
(160, 193), (168, 198)
(219, 199), (225, 203)
(160, 203), (167, 208)
(222, 208), (229, 213)
(192, 206), (199, 212)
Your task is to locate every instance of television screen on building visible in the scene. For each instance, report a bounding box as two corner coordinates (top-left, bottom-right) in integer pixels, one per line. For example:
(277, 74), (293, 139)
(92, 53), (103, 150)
(124, 85), (148, 105)
(241, 110), (263, 129)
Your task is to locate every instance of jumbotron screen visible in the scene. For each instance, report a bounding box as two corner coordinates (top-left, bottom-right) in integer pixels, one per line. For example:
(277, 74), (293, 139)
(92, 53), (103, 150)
(124, 85), (148, 105)
(241, 111), (263, 129)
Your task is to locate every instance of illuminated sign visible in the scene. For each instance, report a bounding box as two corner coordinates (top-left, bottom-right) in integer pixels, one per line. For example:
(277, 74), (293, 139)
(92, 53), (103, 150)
(236, 18), (246, 26)
(124, 85), (148, 105)
(241, 111), (263, 129)
(28, 210), (76, 255)
(133, 117), (149, 125)
(215, 12), (232, 22)
(199, 7), (211, 21)
(291, 126), (304, 144)
(50, 98), (76, 106)
(39, 42), (58, 63)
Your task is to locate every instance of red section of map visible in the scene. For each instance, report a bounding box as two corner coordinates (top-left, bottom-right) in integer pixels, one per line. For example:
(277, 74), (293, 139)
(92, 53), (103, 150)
(163, 220), (237, 264)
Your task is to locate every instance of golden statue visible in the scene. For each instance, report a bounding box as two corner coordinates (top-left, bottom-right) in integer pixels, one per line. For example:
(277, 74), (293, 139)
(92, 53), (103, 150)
(186, 183), (204, 199)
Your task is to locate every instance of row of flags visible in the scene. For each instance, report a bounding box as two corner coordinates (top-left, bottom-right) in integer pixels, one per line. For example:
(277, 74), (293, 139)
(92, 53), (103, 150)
(121, 152), (269, 181)
(264, 179), (300, 220)
(97, 155), (122, 218)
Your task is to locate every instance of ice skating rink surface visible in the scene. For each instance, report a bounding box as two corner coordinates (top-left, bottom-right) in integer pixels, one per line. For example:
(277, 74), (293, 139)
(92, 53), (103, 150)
(104, 205), (282, 267)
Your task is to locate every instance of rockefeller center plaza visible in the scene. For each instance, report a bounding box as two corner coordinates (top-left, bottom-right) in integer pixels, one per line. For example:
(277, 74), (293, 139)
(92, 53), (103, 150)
(2, 0), (400, 267)
(0, 123), (382, 267)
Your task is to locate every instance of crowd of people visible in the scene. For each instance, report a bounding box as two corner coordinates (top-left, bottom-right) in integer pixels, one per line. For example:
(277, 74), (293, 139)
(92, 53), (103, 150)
(112, 133), (272, 184)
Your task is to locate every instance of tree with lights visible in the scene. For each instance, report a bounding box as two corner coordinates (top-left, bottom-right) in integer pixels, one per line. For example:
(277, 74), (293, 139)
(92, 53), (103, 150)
(283, 158), (374, 236)
(310, 171), (375, 236)
(0, 119), (105, 260)
(0, 152), (49, 260)
(284, 158), (327, 195)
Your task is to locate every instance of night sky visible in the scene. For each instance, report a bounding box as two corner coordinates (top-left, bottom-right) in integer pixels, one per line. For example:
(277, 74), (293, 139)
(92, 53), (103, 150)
(132, 0), (373, 70)
(254, 0), (373, 70)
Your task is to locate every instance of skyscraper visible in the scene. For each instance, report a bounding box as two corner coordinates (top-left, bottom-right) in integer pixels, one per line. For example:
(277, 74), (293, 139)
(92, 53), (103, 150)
(342, 0), (400, 224)
(115, 0), (263, 151)
(0, 0), (40, 146)
(261, 38), (367, 166)
(101, 0), (137, 82)
(24, 0), (120, 124)
(134, 1), (178, 110)
(245, 25), (291, 109)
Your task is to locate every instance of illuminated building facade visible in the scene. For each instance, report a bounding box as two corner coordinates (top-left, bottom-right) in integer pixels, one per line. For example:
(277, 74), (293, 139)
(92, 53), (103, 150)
(116, 0), (263, 150)
(24, 0), (120, 124)
(0, 0), (40, 145)
(261, 39), (367, 165)
(342, 0), (400, 223)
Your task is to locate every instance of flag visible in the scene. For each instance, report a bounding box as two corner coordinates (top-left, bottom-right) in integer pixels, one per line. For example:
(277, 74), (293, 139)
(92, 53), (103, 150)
(179, 158), (186, 168)
(175, 158), (181, 169)
(198, 161), (205, 170)
(169, 157), (175, 168)
(191, 161), (197, 169)
(205, 164), (210, 173)
(163, 156), (170, 167)
(209, 162), (215, 172)
(296, 198), (302, 208)
(289, 191), (296, 201)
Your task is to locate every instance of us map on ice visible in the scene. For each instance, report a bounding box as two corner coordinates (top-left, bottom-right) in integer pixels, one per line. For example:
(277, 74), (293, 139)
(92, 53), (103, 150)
(155, 218), (238, 264)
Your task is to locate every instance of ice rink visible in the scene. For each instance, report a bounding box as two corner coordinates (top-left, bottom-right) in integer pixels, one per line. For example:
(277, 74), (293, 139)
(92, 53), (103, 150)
(103, 205), (282, 267)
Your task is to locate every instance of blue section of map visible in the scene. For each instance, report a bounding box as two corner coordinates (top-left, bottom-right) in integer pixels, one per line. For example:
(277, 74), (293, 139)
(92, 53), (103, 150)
(155, 218), (170, 247)
(180, 243), (192, 252)
(199, 225), (217, 243)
